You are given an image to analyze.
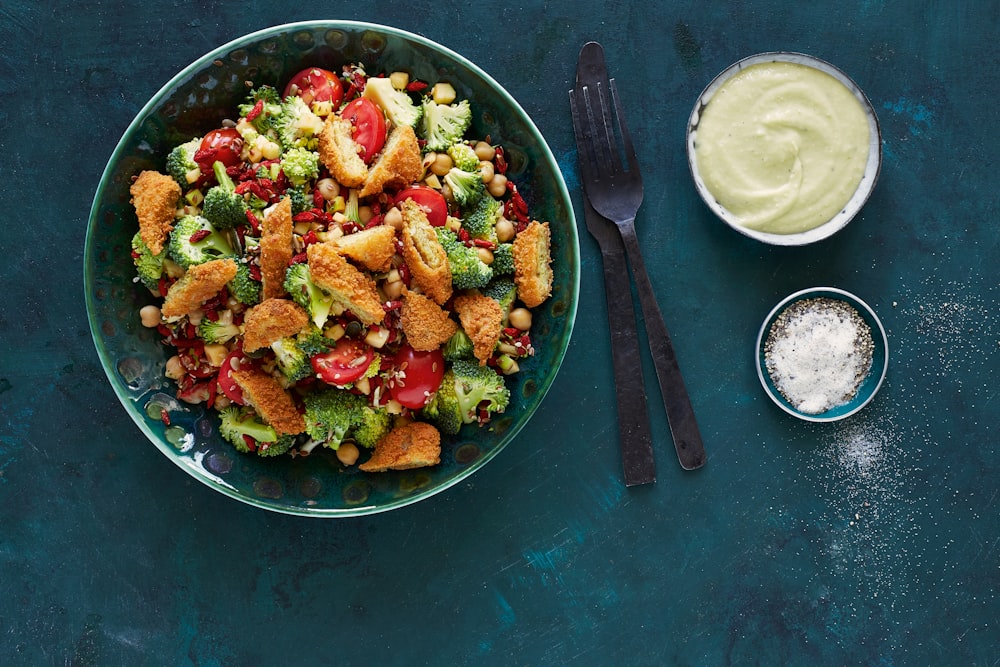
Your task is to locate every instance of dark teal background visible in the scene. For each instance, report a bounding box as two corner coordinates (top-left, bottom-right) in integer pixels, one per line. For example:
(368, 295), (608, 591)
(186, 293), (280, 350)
(2, 2), (998, 665)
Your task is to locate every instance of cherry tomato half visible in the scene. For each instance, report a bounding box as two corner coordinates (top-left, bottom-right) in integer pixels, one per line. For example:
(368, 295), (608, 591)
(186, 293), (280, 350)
(196, 128), (244, 171)
(283, 67), (344, 108)
(217, 348), (249, 405)
(340, 98), (387, 164)
(394, 185), (448, 227)
(312, 337), (375, 387)
(389, 344), (445, 409)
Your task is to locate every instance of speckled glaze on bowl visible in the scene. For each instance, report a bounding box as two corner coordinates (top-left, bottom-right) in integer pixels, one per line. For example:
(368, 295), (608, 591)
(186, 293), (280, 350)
(687, 52), (882, 246)
(756, 287), (888, 422)
(84, 21), (579, 517)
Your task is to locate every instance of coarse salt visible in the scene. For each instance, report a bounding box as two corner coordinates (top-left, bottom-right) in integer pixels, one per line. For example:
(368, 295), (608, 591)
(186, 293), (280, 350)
(764, 297), (874, 414)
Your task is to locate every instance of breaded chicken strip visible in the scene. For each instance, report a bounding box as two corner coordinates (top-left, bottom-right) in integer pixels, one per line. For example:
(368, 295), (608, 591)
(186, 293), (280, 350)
(512, 220), (553, 308)
(161, 258), (238, 319)
(130, 170), (180, 255)
(242, 298), (310, 353)
(317, 116), (367, 188)
(306, 242), (384, 326)
(332, 224), (397, 273)
(358, 421), (441, 472)
(358, 125), (423, 198)
(260, 197), (293, 300)
(231, 366), (305, 436)
(399, 199), (451, 305)
(400, 290), (458, 351)
(453, 293), (503, 365)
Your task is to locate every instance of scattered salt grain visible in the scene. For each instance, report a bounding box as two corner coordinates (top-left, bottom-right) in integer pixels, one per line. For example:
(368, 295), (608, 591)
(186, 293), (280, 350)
(764, 298), (874, 414)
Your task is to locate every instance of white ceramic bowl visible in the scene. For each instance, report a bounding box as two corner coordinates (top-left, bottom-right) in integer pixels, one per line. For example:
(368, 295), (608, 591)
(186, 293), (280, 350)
(687, 52), (882, 246)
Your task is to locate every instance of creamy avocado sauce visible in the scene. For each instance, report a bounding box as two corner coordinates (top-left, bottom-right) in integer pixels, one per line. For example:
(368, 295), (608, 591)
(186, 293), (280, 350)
(694, 61), (870, 235)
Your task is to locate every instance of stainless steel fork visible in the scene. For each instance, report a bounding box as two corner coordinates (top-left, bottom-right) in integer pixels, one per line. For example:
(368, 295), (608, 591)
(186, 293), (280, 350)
(570, 41), (706, 471)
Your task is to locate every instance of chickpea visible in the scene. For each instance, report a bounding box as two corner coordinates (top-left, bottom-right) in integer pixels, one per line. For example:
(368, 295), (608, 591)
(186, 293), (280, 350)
(508, 307), (532, 331)
(317, 177), (340, 201)
(383, 279), (405, 300)
(479, 160), (495, 183)
(359, 205), (373, 225)
(165, 355), (185, 380)
(488, 173), (508, 198)
(430, 152), (453, 176)
(336, 442), (360, 466)
(474, 141), (496, 161)
(495, 217), (515, 243)
(384, 206), (403, 231)
(139, 304), (161, 328)
(445, 216), (462, 233)
(476, 247), (494, 265)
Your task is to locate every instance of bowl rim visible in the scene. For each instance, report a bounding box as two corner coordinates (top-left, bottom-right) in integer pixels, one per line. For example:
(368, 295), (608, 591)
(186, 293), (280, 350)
(686, 51), (883, 246)
(84, 20), (580, 517)
(755, 286), (889, 422)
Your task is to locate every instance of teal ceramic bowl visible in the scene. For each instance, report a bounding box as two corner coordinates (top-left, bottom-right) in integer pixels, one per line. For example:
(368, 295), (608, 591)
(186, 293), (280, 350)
(84, 21), (579, 517)
(756, 287), (888, 422)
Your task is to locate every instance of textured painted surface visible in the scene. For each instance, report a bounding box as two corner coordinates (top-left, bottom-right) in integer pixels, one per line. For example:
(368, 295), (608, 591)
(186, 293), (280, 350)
(2, 1), (999, 665)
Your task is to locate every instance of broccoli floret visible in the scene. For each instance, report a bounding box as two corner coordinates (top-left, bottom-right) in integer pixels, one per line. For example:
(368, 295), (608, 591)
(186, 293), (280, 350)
(131, 232), (165, 291)
(228, 262), (261, 306)
(447, 142), (480, 172)
(443, 167), (485, 209)
(281, 147), (320, 186)
(462, 195), (502, 240)
(436, 227), (493, 290)
(284, 263), (336, 329)
(490, 243), (514, 277)
(352, 404), (393, 449)
(270, 326), (334, 383)
(165, 137), (201, 187)
(442, 327), (474, 362)
(238, 86), (283, 135)
(286, 184), (313, 215)
(343, 188), (362, 225)
(362, 76), (422, 128)
(481, 278), (517, 321)
(452, 359), (510, 420)
(167, 215), (235, 269)
(218, 406), (294, 457)
(202, 161), (249, 230)
(197, 318), (241, 344)
(419, 97), (472, 152)
(302, 388), (367, 451)
(423, 360), (509, 433)
(276, 95), (324, 150)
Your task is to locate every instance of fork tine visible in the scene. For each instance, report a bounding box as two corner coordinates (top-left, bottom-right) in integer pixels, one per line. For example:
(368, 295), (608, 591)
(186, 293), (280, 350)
(609, 79), (640, 177)
(587, 81), (620, 178)
(570, 87), (601, 184)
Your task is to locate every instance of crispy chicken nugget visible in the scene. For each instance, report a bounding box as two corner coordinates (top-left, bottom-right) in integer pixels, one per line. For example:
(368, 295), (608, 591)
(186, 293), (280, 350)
(358, 421), (441, 472)
(241, 298), (310, 353)
(512, 220), (553, 308)
(161, 258), (238, 319)
(306, 242), (384, 325)
(260, 197), (293, 300)
(332, 224), (397, 273)
(399, 199), (452, 305)
(453, 293), (504, 365)
(317, 116), (367, 188)
(130, 170), (180, 255)
(400, 290), (458, 352)
(231, 366), (305, 436)
(358, 125), (423, 198)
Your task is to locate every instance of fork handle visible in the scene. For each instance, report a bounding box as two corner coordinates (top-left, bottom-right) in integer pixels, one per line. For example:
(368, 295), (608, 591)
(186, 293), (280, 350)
(617, 217), (707, 470)
(595, 238), (656, 485)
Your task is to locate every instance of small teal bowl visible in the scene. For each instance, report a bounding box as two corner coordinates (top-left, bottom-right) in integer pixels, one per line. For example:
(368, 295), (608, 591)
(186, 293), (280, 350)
(84, 21), (579, 517)
(756, 287), (888, 422)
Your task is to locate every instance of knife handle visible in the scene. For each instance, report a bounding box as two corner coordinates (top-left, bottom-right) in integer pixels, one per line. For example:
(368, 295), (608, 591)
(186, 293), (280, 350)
(617, 218), (707, 470)
(595, 229), (656, 485)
